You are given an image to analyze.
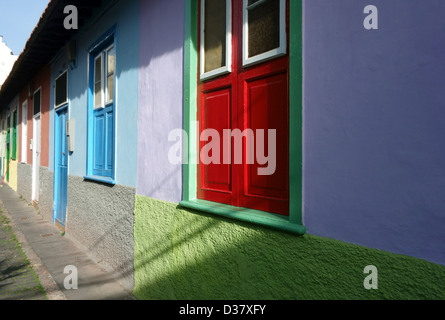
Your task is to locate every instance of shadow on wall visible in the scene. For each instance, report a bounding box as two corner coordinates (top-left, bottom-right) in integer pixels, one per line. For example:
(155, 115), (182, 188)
(136, 0), (186, 203)
(132, 196), (445, 300)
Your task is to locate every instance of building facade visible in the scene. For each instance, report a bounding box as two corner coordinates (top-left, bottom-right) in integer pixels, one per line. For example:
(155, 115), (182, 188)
(0, 0), (444, 299)
(0, 36), (17, 87)
(47, 0), (140, 291)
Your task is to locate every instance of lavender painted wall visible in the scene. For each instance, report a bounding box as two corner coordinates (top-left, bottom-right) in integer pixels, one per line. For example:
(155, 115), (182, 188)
(137, 0), (184, 203)
(303, 0), (445, 265)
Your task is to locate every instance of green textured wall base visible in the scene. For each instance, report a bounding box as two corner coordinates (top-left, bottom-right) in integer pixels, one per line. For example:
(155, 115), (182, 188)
(134, 195), (445, 300)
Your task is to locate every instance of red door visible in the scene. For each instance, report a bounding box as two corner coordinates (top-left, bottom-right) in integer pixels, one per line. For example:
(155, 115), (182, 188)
(198, 0), (289, 216)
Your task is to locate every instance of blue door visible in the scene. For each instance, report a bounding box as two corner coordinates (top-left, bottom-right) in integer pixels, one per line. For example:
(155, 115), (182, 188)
(54, 107), (68, 227)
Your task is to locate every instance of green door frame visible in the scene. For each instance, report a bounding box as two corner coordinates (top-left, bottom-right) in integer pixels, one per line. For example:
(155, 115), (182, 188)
(181, 0), (305, 235)
(6, 129), (10, 182)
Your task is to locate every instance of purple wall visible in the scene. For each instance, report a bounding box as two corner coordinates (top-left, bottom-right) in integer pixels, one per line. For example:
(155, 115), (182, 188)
(137, 0), (184, 203)
(303, 0), (445, 265)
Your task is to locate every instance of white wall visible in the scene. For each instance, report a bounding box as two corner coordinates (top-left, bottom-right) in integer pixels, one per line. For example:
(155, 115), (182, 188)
(0, 36), (18, 87)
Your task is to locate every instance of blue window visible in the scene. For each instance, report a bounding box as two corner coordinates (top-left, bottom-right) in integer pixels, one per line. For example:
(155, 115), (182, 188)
(86, 32), (116, 183)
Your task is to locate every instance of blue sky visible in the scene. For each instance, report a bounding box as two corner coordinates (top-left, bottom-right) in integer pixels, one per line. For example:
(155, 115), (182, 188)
(0, 0), (50, 55)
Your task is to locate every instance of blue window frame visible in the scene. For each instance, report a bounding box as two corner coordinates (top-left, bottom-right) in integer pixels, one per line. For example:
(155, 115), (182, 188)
(86, 29), (116, 184)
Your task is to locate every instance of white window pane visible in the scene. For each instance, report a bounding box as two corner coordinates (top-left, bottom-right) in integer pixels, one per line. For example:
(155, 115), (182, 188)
(94, 54), (103, 108)
(94, 55), (102, 82)
(94, 83), (102, 108)
(203, 0), (227, 73)
(248, 0), (280, 58)
(106, 46), (115, 103)
(106, 75), (114, 103)
(107, 46), (116, 76)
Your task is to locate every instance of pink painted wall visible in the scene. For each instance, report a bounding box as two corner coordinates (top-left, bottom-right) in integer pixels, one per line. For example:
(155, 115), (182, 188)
(18, 65), (50, 167)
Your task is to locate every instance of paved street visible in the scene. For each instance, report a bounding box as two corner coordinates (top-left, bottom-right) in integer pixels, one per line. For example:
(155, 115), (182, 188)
(0, 184), (135, 300)
(0, 209), (47, 300)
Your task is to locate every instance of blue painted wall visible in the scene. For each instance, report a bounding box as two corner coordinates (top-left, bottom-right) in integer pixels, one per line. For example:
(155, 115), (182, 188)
(303, 0), (445, 265)
(59, 0), (139, 187)
(49, 50), (69, 173)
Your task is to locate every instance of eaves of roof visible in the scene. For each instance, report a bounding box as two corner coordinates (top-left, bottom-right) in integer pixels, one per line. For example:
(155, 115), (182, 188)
(0, 0), (102, 109)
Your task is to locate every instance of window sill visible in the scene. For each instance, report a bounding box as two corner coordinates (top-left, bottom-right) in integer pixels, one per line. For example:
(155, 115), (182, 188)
(55, 102), (68, 110)
(83, 175), (116, 185)
(179, 199), (306, 236)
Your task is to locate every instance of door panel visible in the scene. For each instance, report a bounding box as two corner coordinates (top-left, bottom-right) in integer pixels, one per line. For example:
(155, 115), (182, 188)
(198, 87), (236, 206)
(198, 0), (290, 215)
(106, 110), (114, 171)
(12, 111), (17, 160)
(54, 108), (68, 226)
(6, 130), (10, 182)
(32, 116), (41, 202)
(92, 106), (114, 177)
(21, 102), (28, 163)
(245, 73), (288, 196)
(241, 72), (289, 215)
(202, 89), (232, 192)
(94, 114), (105, 171)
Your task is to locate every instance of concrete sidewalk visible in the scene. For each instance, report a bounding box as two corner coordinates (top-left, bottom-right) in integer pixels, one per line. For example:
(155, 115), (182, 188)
(0, 184), (135, 300)
(0, 210), (47, 300)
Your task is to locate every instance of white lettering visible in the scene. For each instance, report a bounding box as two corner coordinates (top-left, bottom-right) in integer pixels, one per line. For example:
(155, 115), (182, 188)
(63, 265), (78, 290)
(364, 5), (378, 30)
(64, 5), (78, 30)
(364, 265), (378, 290)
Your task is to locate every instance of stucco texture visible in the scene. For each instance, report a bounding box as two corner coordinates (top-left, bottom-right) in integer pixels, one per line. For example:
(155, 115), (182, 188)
(16, 163), (32, 202)
(134, 196), (445, 300)
(66, 175), (135, 291)
(38, 167), (54, 223)
(303, 0), (445, 266)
